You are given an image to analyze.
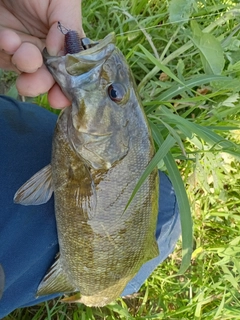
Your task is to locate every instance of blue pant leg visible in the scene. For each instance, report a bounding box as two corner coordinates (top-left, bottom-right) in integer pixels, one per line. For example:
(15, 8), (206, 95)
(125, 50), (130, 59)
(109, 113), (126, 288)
(0, 96), (60, 318)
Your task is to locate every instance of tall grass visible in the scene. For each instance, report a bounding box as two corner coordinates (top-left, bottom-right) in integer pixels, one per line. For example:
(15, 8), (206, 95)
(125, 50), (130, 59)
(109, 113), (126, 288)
(4, 0), (240, 318)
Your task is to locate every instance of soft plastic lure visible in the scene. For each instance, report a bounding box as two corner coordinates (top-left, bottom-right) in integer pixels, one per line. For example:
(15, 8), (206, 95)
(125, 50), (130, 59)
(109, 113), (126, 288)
(57, 22), (98, 54)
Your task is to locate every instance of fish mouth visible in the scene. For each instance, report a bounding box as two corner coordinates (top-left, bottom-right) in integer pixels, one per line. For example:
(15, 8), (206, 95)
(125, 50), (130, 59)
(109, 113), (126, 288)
(65, 33), (116, 75)
(43, 33), (116, 76)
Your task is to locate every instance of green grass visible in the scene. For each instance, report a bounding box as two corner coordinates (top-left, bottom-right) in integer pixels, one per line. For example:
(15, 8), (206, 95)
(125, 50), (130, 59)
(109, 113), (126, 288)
(4, 0), (240, 318)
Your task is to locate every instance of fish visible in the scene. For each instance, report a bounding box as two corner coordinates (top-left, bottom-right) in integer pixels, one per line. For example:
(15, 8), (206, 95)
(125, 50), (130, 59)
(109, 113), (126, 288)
(14, 32), (159, 307)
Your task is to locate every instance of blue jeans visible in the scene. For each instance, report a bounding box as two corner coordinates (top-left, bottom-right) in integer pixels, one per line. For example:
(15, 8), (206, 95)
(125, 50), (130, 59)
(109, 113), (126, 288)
(0, 96), (181, 318)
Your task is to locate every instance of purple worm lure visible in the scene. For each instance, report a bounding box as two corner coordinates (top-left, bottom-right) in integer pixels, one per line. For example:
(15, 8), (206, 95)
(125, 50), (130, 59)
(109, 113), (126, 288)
(57, 22), (98, 54)
(57, 22), (84, 54)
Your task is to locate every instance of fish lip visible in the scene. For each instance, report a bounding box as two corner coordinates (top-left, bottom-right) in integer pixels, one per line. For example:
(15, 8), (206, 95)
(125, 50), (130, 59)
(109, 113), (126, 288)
(68, 32), (116, 58)
(43, 33), (116, 75)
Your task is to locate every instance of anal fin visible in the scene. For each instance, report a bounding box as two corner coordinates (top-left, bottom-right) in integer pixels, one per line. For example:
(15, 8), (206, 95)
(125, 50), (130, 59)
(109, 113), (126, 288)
(14, 164), (53, 205)
(37, 254), (77, 296)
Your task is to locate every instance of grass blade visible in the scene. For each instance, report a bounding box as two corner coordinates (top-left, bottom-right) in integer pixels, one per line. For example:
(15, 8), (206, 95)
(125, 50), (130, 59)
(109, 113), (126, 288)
(150, 121), (193, 273)
(160, 106), (240, 156)
(138, 44), (185, 85)
(124, 134), (176, 212)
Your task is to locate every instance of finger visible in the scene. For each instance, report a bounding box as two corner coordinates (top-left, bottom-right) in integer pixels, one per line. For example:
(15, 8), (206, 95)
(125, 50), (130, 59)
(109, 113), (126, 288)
(45, 21), (64, 56)
(0, 30), (21, 54)
(11, 42), (43, 73)
(46, 0), (85, 56)
(16, 66), (55, 97)
(48, 83), (71, 109)
(0, 30), (21, 71)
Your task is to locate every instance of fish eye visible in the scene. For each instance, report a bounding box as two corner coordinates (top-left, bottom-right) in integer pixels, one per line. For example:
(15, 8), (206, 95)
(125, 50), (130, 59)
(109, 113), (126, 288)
(107, 83), (126, 103)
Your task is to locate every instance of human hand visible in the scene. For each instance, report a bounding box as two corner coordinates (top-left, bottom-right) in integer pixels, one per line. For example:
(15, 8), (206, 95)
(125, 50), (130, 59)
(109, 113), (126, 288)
(0, 0), (85, 108)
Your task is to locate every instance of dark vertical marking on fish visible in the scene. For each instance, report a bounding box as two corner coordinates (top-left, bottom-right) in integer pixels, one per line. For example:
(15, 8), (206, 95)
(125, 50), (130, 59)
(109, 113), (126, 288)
(0, 264), (5, 299)
(57, 21), (84, 54)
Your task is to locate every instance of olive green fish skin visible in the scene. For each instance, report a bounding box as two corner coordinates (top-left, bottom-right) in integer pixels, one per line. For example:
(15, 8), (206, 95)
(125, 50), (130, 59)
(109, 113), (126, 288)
(41, 33), (159, 306)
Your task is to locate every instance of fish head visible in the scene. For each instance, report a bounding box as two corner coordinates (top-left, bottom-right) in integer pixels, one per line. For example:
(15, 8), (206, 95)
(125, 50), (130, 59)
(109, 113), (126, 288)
(43, 33), (137, 170)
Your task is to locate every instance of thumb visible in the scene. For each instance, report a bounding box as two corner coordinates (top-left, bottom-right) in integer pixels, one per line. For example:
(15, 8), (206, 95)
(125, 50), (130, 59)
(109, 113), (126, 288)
(46, 0), (85, 56)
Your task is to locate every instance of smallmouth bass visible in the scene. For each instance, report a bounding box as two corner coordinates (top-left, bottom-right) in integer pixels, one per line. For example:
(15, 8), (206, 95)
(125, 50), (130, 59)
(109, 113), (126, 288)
(14, 33), (159, 307)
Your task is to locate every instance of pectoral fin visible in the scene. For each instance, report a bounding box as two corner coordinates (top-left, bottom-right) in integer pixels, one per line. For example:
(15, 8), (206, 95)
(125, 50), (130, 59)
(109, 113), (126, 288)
(0, 264), (5, 299)
(37, 255), (77, 296)
(14, 164), (53, 205)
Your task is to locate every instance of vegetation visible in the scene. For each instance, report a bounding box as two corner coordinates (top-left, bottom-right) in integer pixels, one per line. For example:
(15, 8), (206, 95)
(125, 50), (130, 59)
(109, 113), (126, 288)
(3, 0), (240, 318)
